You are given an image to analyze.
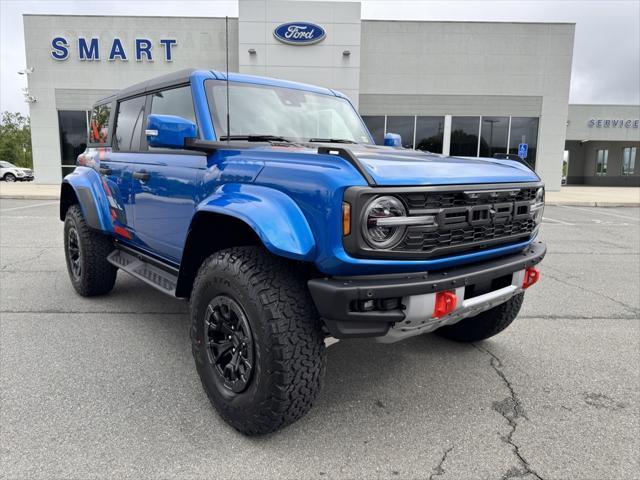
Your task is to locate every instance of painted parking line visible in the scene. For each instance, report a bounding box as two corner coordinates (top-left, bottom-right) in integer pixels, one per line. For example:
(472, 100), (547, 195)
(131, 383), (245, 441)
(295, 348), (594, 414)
(557, 205), (640, 222)
(543, 216), (574, 225)
(0, 201), (58, 212)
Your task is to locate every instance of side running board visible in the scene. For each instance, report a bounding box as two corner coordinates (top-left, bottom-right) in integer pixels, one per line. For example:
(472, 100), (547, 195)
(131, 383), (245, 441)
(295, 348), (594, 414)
(107, 249), (178, 296)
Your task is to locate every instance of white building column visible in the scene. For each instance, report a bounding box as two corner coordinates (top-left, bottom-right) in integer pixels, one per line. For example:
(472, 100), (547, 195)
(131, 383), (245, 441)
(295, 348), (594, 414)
(442, 115), (452, 156)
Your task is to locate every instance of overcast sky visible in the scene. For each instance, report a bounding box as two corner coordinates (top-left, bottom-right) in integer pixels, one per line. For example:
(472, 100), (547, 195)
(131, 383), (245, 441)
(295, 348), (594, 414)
(1, 0), (639, 115)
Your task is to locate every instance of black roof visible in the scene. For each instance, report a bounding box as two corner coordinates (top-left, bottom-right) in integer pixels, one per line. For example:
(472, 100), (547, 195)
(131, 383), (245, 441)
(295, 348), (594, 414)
(95, 68), (197, 104)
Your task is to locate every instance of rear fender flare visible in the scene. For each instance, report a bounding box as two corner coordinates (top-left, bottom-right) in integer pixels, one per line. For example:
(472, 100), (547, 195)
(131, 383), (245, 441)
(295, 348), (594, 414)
(60, 167), (114, 233)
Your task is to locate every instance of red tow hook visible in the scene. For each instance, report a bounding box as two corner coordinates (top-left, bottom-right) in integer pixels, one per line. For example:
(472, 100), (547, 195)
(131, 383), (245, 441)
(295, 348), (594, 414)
(522, 267), (541, 289)
(433, 291), (457, 318)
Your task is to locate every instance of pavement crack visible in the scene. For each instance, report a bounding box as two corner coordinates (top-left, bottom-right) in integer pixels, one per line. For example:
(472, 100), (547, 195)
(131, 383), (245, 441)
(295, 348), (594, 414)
(1, 247), (51, 271)
(428, 445), (453, 480)
(474, 344), (544, 480)
(543, 269), (639, 315)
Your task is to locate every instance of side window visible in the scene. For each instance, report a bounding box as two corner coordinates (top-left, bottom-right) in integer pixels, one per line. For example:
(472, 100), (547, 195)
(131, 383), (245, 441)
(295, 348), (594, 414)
(150, 86), (197, 125)
(89, 103), (111, 145)
(113, 96), (146, 152)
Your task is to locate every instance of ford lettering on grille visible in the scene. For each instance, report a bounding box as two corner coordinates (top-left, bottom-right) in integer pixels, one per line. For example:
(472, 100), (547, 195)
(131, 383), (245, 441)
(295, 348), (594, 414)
(394, 186), (539, 256)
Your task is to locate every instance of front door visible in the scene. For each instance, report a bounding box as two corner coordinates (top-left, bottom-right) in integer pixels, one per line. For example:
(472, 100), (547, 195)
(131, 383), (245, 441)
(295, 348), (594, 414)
(129, 85), (206, 263)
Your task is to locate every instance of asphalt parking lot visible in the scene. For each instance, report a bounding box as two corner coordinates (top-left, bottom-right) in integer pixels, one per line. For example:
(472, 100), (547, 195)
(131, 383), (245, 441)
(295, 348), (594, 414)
(1, 199), (638, 480)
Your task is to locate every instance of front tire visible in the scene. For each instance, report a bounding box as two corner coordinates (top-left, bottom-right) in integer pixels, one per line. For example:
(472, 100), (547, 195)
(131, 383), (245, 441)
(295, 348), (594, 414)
(64, 205), (117, 296)
(190, 247), (326, 435)
(4, 173), (16, 182)
(435, 293), (524, 342)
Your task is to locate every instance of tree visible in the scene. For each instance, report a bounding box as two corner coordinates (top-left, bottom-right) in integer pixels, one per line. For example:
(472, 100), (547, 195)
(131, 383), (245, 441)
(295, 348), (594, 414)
(0, 112), (33, 168)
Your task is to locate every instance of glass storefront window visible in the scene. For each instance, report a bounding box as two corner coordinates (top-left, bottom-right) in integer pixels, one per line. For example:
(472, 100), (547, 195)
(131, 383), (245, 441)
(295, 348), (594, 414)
(622, 147), (636, 175)
(58, 110), (88, 177)
(450, 116), (480, 157)
(415, 116), (444, 153)
(596, 149), (608, 175)
(385, 116), (415, 148)
(479, 116), (509, 158)
(508, 117), (539, 167)
(362, 116), (385, 145)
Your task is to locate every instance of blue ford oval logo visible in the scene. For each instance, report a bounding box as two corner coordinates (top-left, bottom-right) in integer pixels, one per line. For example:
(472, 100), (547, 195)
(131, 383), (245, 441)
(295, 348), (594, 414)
(273, 22), (326, 45)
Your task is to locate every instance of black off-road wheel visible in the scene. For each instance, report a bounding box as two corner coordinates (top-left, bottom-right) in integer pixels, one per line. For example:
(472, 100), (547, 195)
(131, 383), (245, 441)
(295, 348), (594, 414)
(435, 293), (524, 343)
(64, 205), (117, 296)
(190, 247), (326, 436)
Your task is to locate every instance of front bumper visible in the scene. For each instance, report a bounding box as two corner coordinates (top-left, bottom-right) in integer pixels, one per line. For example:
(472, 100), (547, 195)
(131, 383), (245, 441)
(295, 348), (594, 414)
(308, 241), (546, 340)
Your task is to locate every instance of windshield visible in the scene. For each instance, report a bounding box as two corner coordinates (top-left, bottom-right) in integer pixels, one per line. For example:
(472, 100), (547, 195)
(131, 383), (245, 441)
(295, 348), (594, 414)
(207, 80), (372, 144)
(0, 161), (16, 168)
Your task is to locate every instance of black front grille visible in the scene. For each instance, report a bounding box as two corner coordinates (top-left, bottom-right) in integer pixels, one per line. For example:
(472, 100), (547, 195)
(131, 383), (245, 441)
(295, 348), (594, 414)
(397, 218), (537, 253)
(402, 187), (537, 211)
(394, 186), (539, 255)
(343, 183), (542, 260)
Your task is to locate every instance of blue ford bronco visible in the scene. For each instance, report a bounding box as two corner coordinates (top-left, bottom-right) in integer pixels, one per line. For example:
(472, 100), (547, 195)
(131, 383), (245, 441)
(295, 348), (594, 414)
(61, 69), (545, 435)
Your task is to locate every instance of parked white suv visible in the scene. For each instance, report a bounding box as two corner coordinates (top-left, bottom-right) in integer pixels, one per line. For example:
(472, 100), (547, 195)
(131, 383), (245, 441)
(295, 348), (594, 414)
(0, 161), (34, 182)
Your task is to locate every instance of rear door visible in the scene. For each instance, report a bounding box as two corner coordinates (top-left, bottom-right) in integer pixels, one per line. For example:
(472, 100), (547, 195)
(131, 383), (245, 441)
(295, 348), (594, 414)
(90, 100), (137, 240)
(129, 85), (206, 263)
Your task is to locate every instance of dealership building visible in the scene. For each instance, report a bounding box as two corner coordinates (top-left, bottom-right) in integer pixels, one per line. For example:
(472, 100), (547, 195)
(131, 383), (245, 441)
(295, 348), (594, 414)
(21, 0), (640, 188)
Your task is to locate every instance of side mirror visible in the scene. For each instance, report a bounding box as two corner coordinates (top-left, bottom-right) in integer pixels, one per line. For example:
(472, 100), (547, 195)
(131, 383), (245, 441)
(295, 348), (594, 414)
(384, 133), (402, 147)
(146, 114), (197, 149)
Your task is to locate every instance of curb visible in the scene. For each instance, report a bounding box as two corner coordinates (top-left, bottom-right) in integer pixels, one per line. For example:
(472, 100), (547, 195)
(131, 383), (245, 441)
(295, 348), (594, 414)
(0, 195), (60, 200)
(546, 201), (640, 208)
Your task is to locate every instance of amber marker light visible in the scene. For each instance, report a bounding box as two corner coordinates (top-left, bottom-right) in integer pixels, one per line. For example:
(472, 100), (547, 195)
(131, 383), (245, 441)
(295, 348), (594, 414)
(342, 202), (351, 236)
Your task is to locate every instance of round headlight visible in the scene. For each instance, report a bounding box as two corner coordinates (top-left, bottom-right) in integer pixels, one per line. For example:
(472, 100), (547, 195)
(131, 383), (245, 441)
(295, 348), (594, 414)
(532, 187), (545, 225)
(362, 196), (407, 249)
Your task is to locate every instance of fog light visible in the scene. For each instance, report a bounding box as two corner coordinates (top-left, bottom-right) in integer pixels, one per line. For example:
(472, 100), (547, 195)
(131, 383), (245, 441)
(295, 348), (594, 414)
(522, 267), (540, 289)
(433, 291), (457, 318)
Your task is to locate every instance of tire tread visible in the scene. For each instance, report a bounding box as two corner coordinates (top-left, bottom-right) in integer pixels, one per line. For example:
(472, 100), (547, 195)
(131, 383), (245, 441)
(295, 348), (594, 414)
(190, 247), (325, 435)
(64, 204), (117, 296)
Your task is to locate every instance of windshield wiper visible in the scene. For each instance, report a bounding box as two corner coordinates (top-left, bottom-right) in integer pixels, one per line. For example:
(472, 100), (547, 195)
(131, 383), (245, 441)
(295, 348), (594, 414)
(307, 138), (357, 144)
(219, 135), (291, 143)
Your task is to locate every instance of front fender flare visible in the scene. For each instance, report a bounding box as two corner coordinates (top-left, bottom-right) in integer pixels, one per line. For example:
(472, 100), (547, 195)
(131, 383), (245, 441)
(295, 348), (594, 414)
(60, 167), (114, 233)
(196, 183), (316, 261)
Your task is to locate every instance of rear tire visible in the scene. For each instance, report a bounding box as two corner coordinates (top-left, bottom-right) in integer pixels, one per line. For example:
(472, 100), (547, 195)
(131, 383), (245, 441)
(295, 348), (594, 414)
(435, 293), (524, 343)
(190, 246), (326, 435)
(64, 204), (117, 296)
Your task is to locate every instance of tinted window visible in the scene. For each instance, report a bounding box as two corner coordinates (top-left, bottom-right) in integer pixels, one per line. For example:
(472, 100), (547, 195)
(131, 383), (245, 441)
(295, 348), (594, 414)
(362, 116), (385, 145)
(150, 86), (197, 125)
(450, 116), (480, 157)
(89, 103), (111, 145)
(415, 116), (444, 153)
(508, 117), (539, 167)
(479, 116), (509, 158)
(59, 110), (88, 177)
(386, 116), (415, 148)
(113, 96), (146, 151)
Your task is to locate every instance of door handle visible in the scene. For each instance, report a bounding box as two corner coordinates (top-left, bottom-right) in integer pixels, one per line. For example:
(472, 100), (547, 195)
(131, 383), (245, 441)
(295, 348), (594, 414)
(133, 171), (150, 182)
(99, 167), (112, 175)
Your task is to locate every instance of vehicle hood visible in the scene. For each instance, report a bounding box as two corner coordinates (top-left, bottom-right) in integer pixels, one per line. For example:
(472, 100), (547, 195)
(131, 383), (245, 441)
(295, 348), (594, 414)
(346, 144), (540, 186)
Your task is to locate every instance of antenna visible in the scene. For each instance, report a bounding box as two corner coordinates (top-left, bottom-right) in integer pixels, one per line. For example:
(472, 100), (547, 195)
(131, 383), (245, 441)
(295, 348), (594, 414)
(225, 15), (230, 144)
